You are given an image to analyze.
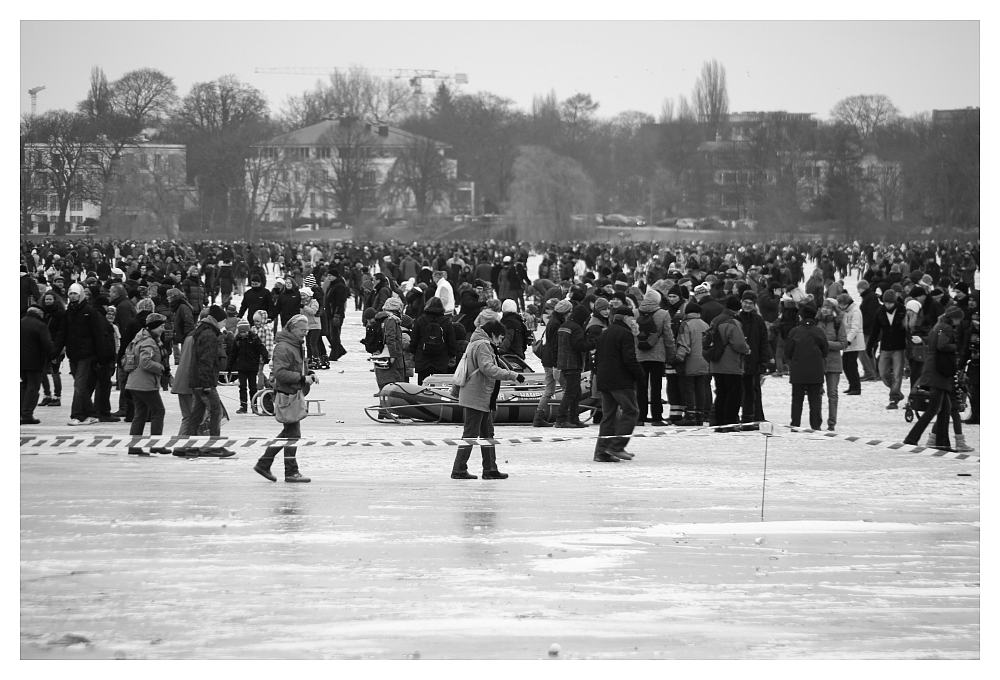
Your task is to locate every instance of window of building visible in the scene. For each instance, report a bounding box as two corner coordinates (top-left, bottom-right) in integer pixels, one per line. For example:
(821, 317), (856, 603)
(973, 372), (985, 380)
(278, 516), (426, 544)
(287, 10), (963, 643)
(364, 171), (378, 185)
(139, 153), (148, 169)
(154, 154), (162, 169)
(70, 197), (83, 211)
(316, 147), (331, 159)
(48, 196), (59, 211)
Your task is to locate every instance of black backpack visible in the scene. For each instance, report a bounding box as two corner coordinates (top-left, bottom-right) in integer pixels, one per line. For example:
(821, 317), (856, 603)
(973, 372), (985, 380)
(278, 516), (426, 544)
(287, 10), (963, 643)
(422, 320), (445, 355)
(636, 311), (660, 351)
(702, 317), (732, 363)
(361, 316), (386, 354)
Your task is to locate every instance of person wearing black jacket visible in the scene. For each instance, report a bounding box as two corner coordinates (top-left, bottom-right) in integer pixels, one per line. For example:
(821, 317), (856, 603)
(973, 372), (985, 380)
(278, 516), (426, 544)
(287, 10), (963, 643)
(738, 291), (773, 423)
(498, 300), (529, 359)
(238, 274), (273, 322)
(866, 290), (908, 409)
(408, 296), (457, 385)
(784, 304), (830, 430)
(325, 270), (349, 361)
(555, 304), (594, 428)
(21, 306), (53, 424)
(227, 319), (270, 413)
(857, 280), (880, 380)
(534, 301), (567, 427)
(593, 307), (646, 462)
(54, 283), (113, 426)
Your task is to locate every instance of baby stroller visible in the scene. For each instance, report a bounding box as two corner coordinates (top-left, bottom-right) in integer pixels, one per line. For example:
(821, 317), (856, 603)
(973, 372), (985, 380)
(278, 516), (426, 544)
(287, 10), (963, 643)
(904, 372), (969, 423)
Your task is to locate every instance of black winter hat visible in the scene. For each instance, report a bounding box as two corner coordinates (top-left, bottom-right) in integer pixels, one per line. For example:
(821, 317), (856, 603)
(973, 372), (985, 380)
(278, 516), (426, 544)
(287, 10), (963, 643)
(725, 295), (741, 311)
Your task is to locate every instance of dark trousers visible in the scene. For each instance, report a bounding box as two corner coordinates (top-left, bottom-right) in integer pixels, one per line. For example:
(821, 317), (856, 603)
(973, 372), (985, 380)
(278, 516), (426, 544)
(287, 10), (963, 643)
(665, 373), (683, 421)
(966, 383), (979, 422)
(906, 387), (962, 443)
(712, 373), (743, 425)
(556, 368), (583, 424)
(237, 370), (258, 409)
(636, 360), (665, 422)
(680, 374), (711, 419)
(69, 356), (96, 422)
(453, 408), (498, 474)
(42, 357), (62, 398)
(89, 362), (113, 416)
(842, 351), (861, 392)
(329, 324), (346, 360)
(188, 387), (223, 436)
(257, 420), (301, 476)
(595, 388), (639, 455)
(791, 382), (823, 429)
(20, 369), (43, 420)
(129, 389), (165, 436)
(740, 372), (765, 422)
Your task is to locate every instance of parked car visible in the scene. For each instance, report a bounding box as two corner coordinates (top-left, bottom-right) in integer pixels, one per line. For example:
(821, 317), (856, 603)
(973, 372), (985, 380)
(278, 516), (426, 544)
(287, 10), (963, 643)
(69, 224), (95, 234)
(675, 218), (697, 229)
(630, 216), (647, 226)
(594, 214), (605, 225)
(655, 217), (678, 228)
(603, 214), (632, 226)
(294, 223), (319, 231)
(734, 219), (758, 231)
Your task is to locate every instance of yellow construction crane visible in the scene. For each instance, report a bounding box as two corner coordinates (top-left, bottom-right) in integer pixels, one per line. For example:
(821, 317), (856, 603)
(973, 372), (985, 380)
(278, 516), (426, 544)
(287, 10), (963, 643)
(254, 67), (467, 94)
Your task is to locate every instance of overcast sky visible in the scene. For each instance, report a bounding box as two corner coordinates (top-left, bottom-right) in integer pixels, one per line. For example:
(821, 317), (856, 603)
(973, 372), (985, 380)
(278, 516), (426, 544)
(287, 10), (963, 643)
(20, 20), (980, 121)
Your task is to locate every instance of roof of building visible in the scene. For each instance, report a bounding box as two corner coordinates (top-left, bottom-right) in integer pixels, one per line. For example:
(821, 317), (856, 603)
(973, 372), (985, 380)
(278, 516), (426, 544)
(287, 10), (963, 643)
(266, 116), (448, 149)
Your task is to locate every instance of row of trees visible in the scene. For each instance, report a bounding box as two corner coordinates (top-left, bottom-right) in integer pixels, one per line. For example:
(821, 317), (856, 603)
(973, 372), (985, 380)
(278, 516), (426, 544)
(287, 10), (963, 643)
(21, 60), (979, 240)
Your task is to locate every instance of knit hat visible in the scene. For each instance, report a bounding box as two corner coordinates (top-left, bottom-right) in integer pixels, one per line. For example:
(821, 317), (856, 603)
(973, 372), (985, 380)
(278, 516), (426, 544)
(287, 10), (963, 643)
(94, 295), (110, 309)
(554, 299), (573, 315)
(207, 305), (227, 323)
(694, 282), (710, 295)
(303, 275), (317, 288)
(236, 319), (250, 331)
(856, 280), (869, 292)
(741, 290), (757, 302)
(684, 302), (702, 315)
(145, 312), (166, 330)
(136, 298), (155, 313)
(25, 305), (43, 318)
(383, 296), (404, 313)
(836, 293), (853, 306)
(613, 306), (634, 318)
(725, 295), (741, 311)
(667, 284), (682, 298)
(68, 282), (86, 298)
(822, 298), (839, 310)
(799, 303), (817, 319)
(167, 287), (181, 299)
(594, 297), (610, 314)
(641, 289), (661, 307)
(931, 288), (944, 297)
(501, 299), (518, 313)
(954, 282), (970, 295)
(891, 283), (903, 293)
(944, 306), (965, 322)
(882, 290), (897, 304)
(905, 300), (922, 314)
(286, 314), (309, 329)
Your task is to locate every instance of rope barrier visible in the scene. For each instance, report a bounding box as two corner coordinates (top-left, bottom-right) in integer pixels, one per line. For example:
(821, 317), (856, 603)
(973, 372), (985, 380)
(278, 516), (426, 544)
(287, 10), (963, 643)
(777, 425), (980, 461)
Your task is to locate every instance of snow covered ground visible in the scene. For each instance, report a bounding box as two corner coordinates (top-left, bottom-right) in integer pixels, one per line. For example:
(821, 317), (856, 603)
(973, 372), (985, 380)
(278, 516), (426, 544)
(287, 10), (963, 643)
(20, 252), (980, 659)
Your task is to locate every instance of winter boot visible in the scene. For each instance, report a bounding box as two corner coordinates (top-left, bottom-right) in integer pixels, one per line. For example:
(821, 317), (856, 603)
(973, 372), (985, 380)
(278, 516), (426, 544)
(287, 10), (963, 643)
(39, 396), (52, 407)
(677, 411), (699, 426)
(283, 447), (310, 482)
(451, 445), (477, 479)
(533, 409), (553, 427)
(481, 446), (508, 480)
(953, 434), (975, 453)
(46, 397), (61, 407)
(923, 432), (939, 449)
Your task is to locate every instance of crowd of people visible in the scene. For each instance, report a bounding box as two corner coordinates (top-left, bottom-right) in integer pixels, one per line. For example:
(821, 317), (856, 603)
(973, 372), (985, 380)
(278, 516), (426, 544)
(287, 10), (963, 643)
(20, 235), (980, 479)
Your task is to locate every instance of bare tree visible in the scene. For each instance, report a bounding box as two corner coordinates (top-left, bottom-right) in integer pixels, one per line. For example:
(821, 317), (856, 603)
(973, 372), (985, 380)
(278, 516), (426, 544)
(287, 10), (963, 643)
(381, 135), (454, 221)
(831, 94), (900, 146)
(659, 97), (675, 123)
(693, 59), (729, 139)
(675, 94), (696, 122)
(318, 122), (378, 220)
(20, 114), (47, 234)
(281, 66), (416, 129)
(560, 92), (599, 151)
(25, 110), (99, 234)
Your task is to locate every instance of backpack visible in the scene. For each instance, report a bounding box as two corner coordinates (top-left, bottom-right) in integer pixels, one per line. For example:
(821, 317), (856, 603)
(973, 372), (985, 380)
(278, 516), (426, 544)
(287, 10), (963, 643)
(122, 337), (141, 372)
(452, 342), (480, 387)
(361, 316), (386, 354)
(532, 327), (547, 357)
(422, 320), (445, 355)
(702, 317), (733, 363)
(636, 311), (660, 351)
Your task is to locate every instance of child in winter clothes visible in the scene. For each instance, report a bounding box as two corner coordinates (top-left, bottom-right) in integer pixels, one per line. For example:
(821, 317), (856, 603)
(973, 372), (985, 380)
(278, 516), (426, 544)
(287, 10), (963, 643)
(227, 319), (270, 413)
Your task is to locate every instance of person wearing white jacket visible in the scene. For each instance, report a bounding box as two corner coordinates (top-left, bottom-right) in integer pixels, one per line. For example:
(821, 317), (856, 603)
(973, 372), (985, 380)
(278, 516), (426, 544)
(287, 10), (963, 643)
(837, 293), (864, 395)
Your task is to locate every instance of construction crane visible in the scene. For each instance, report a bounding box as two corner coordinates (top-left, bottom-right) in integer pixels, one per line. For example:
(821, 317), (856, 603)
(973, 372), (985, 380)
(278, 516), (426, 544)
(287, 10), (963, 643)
(255, 67), (467, 94)
(28, 85), (45, 115)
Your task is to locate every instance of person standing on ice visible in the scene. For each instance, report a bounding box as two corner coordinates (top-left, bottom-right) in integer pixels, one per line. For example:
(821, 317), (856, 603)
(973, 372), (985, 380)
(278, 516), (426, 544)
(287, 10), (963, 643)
(450, 320), (525, 480)
(784, 301), (829, 430)
(254, 314), (317, 483)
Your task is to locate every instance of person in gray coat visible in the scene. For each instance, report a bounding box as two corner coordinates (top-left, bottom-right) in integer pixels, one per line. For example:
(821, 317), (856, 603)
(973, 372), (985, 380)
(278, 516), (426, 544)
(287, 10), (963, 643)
(124, 313), (172, 456)
(451, 320), (525, 480)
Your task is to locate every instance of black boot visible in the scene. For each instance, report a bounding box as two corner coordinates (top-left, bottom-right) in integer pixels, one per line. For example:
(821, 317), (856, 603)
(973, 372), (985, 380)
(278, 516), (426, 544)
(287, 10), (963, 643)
(451, 445), (477, 479)
(481, 446), (508, 479)
(254, 447), (279, 481)
(677, 411), (699, 426)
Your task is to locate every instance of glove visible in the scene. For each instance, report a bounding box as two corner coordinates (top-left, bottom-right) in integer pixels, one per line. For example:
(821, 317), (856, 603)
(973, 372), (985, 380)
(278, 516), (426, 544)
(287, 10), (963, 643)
(515, 373), (526, 384)
(911, 336), (923, 344)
